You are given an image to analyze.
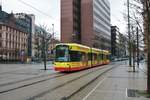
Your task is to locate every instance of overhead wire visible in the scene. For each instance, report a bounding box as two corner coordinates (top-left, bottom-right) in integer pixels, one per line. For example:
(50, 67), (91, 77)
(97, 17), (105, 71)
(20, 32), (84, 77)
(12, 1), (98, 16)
(18, 0), (56, 21)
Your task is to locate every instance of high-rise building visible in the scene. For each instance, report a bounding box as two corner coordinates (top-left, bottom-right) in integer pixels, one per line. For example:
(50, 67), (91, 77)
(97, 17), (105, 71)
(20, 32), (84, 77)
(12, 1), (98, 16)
(61, 0), (111, 50)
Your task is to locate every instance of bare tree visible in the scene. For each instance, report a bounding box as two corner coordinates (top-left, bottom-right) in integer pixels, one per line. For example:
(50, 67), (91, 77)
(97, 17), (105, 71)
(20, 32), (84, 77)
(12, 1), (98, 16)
(123, 0), (144, 69)
(130, 0), (150, 94)
(124, 0), (150, 94)
(142, 0), (150, 94)
(34, 25), (52, 70)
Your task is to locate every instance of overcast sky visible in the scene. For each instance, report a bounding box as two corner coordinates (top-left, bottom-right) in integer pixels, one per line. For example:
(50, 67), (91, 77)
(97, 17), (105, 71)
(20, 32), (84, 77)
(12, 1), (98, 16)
(2, 0), (127, 40)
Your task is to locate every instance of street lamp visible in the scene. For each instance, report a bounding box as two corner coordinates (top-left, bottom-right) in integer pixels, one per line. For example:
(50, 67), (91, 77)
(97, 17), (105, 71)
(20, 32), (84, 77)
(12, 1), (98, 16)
(127, 0), (132, 67)
(52, 24), (54, 49)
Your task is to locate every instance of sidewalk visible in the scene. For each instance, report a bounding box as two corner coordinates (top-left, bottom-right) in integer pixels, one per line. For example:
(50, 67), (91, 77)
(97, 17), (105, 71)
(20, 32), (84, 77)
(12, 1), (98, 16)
(139, 61), (147, 74)
(0, 62), (53, 74)
(84, 64), (149, 100)
(0, 63), (54, 86)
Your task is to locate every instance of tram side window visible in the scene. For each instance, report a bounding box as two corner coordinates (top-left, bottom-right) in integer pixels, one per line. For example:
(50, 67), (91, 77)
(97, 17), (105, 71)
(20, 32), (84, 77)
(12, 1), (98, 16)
(82, 52), (87, 62)
(93, 53), (97, 61)
(106, 55), (110, 60)
(99, 54), (103, 60)
(69, 51), (82, 62)
(103, 54), (106, 60)
(106, 55), (108, 60)
(108, 55), (111, 60)
(88, 53), (92, 60)
(102, 54), (104, 60)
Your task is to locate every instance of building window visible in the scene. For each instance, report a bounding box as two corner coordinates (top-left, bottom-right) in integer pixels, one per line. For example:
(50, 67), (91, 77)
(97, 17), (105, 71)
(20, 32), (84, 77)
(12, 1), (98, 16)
(3, 26), (6, 30)
(6, 33), (8, 39)
(7, 27), (10, 31)
(0, 33), (2, 38)
(6, 42), (7, 47)
(9, 34), (11, 40)
(0, 42), (2, 47)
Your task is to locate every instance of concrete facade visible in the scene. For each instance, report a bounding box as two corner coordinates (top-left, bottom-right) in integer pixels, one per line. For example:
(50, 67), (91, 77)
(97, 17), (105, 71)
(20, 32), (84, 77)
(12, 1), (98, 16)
(111, 26), (127, 59)
(111, 26), (118, 57)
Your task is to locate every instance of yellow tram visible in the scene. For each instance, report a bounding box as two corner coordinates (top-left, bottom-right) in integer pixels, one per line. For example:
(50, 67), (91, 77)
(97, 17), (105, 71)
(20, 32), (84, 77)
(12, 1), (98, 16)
(54, 43), (110, 72)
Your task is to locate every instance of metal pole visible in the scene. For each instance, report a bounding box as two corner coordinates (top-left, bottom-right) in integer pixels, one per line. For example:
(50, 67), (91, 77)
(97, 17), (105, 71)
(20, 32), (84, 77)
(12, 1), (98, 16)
(44, 38), (47, 70)
(133, 40), (136, 72)
(52, 24), (54, 49)
(0, 0), (1, 5)
(43, 31), (47, 70)
(132, 26), (135, 72)
(136, 27), (139, 68)
(127, 0), (132, 67)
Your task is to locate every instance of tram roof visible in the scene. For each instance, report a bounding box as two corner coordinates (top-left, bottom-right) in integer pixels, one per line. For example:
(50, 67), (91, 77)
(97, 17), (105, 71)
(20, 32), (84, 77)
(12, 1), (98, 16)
(56, 43), (89, 48)
(102, 50), (110, 54)
(56, 43), (109, 54)
(91, 48), (102, 54)
(56, 43), (90, 52)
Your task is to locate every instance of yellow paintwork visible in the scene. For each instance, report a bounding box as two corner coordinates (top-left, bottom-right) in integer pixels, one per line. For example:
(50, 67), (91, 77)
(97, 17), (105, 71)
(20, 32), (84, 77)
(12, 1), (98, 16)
(54, 61), (89, 69)
(56, 43), (90, 53)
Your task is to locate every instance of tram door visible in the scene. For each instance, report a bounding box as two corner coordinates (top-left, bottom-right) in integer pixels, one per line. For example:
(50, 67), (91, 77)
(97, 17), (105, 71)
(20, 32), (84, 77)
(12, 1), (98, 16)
(82, 52), (88, 68)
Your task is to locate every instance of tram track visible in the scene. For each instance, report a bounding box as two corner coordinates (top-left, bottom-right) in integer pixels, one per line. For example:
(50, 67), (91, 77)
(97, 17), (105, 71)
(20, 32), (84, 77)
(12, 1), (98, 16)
(0, 67), (37, 75)
(63, 66), (116, 100)
(0, 72), (67, 94)
(28, 65), (116, 100)
(0, 71), (58, 87)
(0, 65), (108, 94)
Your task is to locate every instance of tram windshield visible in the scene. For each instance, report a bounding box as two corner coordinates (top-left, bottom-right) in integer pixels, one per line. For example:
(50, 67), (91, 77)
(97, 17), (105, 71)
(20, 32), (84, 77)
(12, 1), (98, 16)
(55, 45), (69, 62)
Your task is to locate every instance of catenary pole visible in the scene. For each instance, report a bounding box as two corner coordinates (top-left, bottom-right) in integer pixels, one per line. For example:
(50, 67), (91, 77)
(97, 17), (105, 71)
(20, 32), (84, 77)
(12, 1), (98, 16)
(127, 0), (132, 67)
(136, 27), (139, 68)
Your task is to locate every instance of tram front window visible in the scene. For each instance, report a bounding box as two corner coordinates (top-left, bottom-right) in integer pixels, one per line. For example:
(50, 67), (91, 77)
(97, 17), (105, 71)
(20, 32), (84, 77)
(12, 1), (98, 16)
(55, 46), (69, 62)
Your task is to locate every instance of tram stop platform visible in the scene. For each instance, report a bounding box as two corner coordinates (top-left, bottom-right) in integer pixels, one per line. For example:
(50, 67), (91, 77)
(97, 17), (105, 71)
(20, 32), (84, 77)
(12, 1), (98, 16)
(83, 63), (150, 100)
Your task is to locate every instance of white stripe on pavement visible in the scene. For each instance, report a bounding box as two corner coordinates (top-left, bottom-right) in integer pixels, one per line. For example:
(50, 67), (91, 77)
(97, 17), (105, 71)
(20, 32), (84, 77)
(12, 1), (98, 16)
(82, 78), (106, 100)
